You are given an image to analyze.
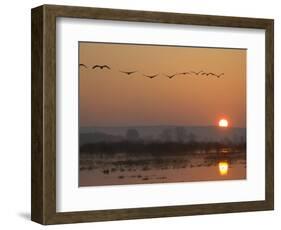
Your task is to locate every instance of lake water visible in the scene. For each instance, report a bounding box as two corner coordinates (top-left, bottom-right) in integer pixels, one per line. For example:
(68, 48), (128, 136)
(79, 149), (246, 186)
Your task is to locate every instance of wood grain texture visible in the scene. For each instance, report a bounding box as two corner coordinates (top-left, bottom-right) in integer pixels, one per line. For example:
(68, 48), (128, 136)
(265, 20), (274, 209)
(31, 6), (44, 224)
(31, 4), (274, 225)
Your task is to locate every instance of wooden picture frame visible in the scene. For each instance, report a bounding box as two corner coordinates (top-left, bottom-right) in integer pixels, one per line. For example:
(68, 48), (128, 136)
(31, 4), (274, 225)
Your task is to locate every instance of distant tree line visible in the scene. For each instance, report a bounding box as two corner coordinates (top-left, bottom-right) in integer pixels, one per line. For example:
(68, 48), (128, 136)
(126, 127), (245, 144)
(80, 140), (246, 156)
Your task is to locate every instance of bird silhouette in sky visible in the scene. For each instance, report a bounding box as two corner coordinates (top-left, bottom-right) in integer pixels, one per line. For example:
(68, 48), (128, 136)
(215, 73), (224, 78)
(205, 72), (224, 78)
(79, 64), (88, 68)
(191, 70), (203, 75)
(179, 72), (191, 75)
(92, 65), (111, 70)
(143, 74), (158, 79)
(119, 70), (138, 75)
(165, 73), (178, 79)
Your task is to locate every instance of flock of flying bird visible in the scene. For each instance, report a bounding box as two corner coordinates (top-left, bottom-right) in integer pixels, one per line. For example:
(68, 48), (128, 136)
(79, 64), (224, 79)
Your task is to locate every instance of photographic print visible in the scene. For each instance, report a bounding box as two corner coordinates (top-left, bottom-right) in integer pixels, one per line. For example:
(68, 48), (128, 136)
(79, 42), (246, 187)
(31, 5), (273, 224)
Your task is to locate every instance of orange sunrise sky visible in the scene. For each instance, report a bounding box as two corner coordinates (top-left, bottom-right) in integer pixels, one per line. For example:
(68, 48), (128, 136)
(79, 42), (246, 128)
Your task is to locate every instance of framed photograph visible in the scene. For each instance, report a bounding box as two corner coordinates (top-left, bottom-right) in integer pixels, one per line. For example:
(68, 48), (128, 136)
(31, 4), (274, 225)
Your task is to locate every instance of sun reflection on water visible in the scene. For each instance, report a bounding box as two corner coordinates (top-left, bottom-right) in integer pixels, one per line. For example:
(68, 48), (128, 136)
(218, 161), (229, 176)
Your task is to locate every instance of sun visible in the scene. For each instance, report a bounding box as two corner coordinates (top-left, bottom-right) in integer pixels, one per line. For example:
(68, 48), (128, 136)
(219, 119), (228, 127)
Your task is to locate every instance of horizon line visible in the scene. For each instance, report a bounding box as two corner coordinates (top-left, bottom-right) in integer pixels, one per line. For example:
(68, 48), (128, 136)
(80, 124), (246, 129)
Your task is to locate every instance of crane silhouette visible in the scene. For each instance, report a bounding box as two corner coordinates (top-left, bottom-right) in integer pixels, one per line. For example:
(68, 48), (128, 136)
(79, 64), (88, 68)
(191, 70), (203, 75)
(165, 73), (178, 79)
(205, 72), (224, 78)
(143, 74), (158, 79)
(92, 65), (111, 70)
(119, 70), (137, 75)
(179, 72), (191, 75)
(215, 73), (224, 78)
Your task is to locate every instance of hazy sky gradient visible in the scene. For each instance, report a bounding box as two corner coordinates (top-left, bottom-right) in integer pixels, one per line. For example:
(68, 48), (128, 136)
(79, 42), (246, 128)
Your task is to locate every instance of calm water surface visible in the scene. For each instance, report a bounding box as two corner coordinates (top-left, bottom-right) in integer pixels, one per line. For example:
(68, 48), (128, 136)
(79, 149), (246, 186)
